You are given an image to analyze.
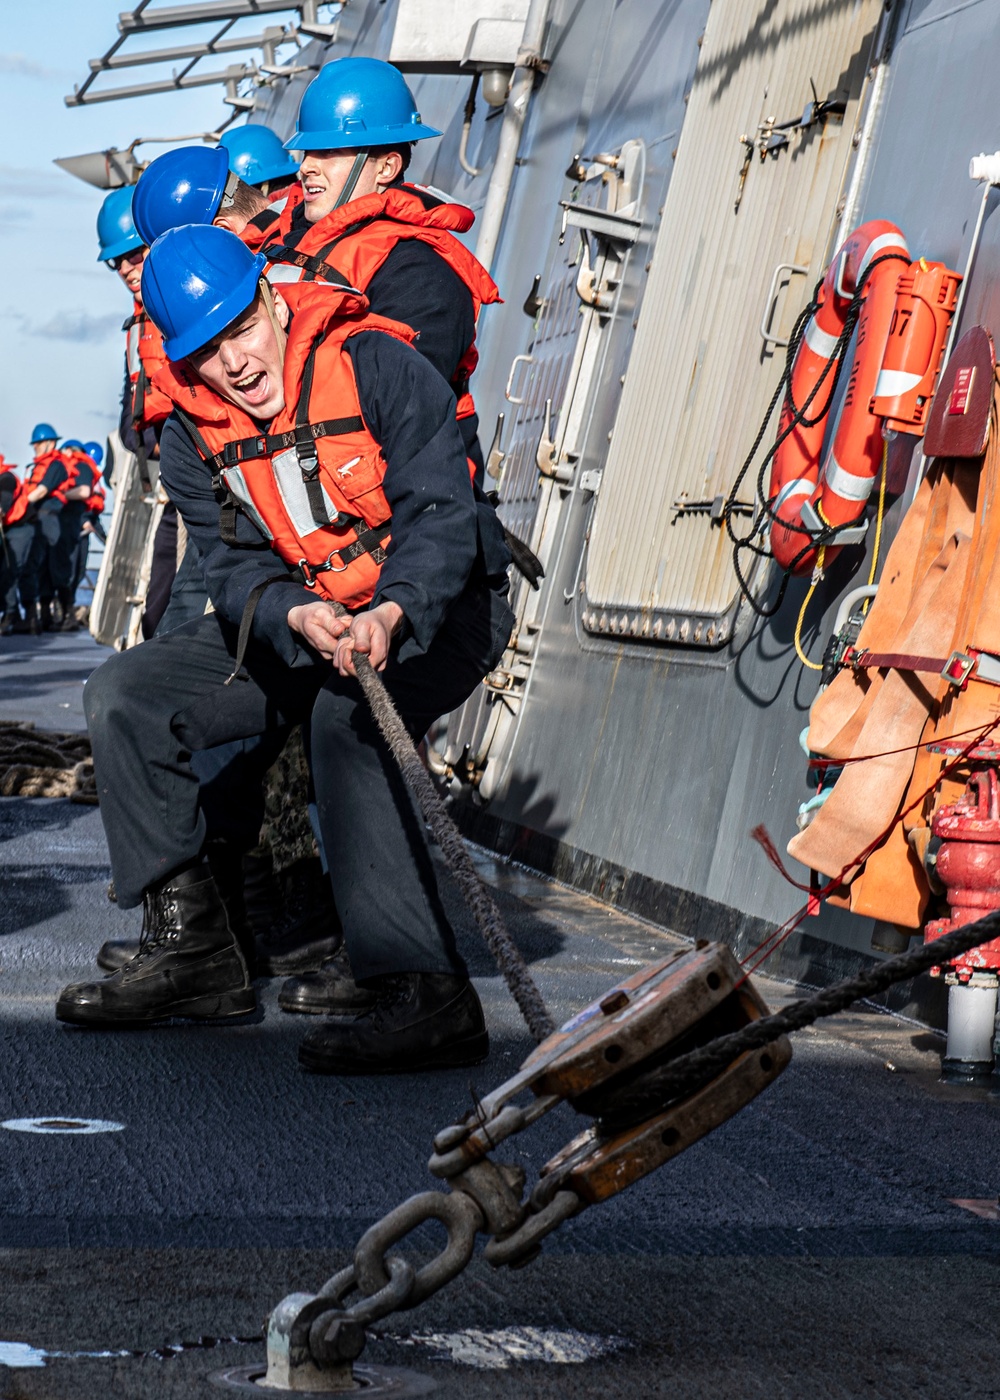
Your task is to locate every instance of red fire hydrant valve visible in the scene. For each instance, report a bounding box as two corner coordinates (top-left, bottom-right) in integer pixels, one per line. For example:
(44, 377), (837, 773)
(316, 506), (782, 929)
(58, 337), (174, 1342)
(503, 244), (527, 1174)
(925, 768), (1000, 973)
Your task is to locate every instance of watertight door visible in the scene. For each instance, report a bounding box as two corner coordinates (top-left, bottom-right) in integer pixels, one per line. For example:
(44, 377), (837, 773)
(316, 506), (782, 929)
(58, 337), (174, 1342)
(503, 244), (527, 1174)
(442, 149), (645, 784)
(582, 0), (883, 648)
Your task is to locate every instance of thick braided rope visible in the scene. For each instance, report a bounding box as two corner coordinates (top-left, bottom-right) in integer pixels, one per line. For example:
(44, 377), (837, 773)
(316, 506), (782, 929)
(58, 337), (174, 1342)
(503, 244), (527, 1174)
(333, 609), (554, 1043)
(599, 914), (1000, 1129)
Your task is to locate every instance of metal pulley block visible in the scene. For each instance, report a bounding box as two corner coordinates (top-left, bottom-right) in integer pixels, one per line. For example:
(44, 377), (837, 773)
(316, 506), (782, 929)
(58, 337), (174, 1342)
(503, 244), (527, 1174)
(429, 942), (791, 1263)
(263, 943), (790, 1388)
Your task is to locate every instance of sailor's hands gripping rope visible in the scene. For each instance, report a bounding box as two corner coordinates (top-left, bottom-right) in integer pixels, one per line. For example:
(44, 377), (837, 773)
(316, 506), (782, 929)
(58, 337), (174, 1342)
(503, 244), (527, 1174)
(287, 598), (404, 675)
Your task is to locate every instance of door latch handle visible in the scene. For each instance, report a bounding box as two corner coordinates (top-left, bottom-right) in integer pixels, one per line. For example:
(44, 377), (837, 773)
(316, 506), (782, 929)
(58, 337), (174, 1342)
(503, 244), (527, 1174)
(760, 262), (808, 348)
(505, 354), (535, 405)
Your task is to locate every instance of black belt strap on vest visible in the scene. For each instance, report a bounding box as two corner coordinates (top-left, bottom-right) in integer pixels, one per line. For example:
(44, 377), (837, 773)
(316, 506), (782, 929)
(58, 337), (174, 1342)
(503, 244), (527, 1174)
(296, 517), (392, 588)
(267, 244), (354, 287)
(295, 336), (333, 528)
(172, 405), (241, 538)
(193, 414), (365, 473)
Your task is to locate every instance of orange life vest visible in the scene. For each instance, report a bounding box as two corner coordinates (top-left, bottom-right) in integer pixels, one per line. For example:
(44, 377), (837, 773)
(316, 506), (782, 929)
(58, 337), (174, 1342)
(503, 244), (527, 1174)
(7, 450), (75, 517)
(125, 299), (173, 430)
(37, 449), (77, 507)
(153, 283), (415, 609)
(255, 184), (500, 425)
(4, 477), (28, 527)
(58, 447), (99, 510)
(85, 468), (107, 516)
(243, 182), (305, 253)
(60, 446), (106, 515)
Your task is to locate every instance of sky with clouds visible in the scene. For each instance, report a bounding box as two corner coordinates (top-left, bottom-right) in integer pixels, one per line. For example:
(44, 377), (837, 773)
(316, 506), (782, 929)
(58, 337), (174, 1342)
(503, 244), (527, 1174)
(0, 1), (305, 463)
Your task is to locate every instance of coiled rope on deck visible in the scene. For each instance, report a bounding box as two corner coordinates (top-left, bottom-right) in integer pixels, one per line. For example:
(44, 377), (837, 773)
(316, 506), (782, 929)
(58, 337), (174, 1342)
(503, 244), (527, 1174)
(0, 722), (96, 803)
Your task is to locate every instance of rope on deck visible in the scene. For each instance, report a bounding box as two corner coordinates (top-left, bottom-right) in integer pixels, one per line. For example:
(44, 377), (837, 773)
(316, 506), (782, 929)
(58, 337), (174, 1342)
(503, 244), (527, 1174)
(0, 721), (96, 803)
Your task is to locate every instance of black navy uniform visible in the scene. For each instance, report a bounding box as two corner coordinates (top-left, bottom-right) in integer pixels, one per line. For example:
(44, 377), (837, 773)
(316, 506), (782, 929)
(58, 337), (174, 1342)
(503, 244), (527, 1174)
(84, 329), (511, 984)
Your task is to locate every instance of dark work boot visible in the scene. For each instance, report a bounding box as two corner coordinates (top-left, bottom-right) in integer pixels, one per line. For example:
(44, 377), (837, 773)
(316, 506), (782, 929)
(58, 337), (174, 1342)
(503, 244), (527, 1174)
(205, 841), (258, 979)
(57, 861), (255, 1027)
(9, 611), (31, 634)
(297, 974), (488, 1075)
(0, 612), (13, 635)
(56, 590), (80, 631)
(96, 845), (259, 977)
(40, 598), (54, 631)
(254, 856), (345, 976)
(96, 938), (137, 973)
(278, 945), (378, 1016)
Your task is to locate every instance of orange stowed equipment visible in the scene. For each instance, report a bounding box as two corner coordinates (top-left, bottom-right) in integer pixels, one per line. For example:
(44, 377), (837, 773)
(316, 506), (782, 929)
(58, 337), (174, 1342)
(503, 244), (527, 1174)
(786, 331), (1000, 931)
(870, 260), (963, 435)
(153, 283), (415, 610)
(768, 219), (911, 574)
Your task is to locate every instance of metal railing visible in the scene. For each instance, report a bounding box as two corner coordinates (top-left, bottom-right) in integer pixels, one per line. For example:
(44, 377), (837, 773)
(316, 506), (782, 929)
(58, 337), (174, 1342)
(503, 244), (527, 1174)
(65, 0), (338, 109)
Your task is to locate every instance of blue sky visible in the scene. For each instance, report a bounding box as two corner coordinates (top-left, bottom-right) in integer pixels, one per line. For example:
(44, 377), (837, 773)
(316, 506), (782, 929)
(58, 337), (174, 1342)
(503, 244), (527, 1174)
(0, 1), (306, 464)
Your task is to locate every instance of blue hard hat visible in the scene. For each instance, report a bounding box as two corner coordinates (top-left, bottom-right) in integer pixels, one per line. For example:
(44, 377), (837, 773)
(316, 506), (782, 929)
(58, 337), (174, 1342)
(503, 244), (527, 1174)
(285, 57), (441, 152)
(132, 145), (231, 247)
(62, 439), (85, 452)
(96, 185), (144, 263)
(142, 224), (268, 362)
(218, 124), (299, 187)
(83, 441), (104, 466)
(30, 423), (59, 445)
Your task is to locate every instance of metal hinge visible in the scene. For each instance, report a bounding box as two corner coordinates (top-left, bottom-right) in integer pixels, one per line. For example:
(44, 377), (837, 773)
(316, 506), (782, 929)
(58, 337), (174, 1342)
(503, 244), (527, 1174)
(672, 494), (753, 524)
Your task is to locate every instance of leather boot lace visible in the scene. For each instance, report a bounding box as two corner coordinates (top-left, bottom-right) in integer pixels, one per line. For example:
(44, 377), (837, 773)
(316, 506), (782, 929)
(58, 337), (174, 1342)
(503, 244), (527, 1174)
(136, 888), (183, 959)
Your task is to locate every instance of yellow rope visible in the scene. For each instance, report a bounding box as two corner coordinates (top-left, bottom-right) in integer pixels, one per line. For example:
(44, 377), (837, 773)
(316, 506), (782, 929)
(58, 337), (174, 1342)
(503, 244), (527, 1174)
(795, 441), (889, 668)
(861, 438), (889, 613)
(794, 543), (827, 670)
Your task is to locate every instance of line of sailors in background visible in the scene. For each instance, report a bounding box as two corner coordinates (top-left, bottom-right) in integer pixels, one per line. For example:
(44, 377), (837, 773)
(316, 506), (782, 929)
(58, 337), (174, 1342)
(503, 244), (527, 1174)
(0, 430), (106, 635)
(0, 123), (309, 645)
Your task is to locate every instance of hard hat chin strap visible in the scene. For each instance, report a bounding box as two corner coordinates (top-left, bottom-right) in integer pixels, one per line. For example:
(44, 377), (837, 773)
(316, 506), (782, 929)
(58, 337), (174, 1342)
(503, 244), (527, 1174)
(258, 278), (288, 372)
(334, 150), (371, 210)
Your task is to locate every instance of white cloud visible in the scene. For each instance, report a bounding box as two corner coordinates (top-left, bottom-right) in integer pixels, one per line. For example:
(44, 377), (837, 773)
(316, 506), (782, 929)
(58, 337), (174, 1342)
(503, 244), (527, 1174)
(0, 164), (89, 201)
(31, 310), (122, 344)
(0, 205), (32, 228)
(0, 53), (54, 80)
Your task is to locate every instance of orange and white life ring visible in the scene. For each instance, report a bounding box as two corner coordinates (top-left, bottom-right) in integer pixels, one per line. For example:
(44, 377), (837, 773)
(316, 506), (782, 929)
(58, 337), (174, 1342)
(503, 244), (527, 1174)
(769, 220), (910, 574)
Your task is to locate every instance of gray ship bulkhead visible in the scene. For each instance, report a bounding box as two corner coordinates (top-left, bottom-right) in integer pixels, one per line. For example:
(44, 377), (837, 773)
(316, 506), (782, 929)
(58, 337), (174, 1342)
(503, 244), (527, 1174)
(259, 0), (1000, 1008)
